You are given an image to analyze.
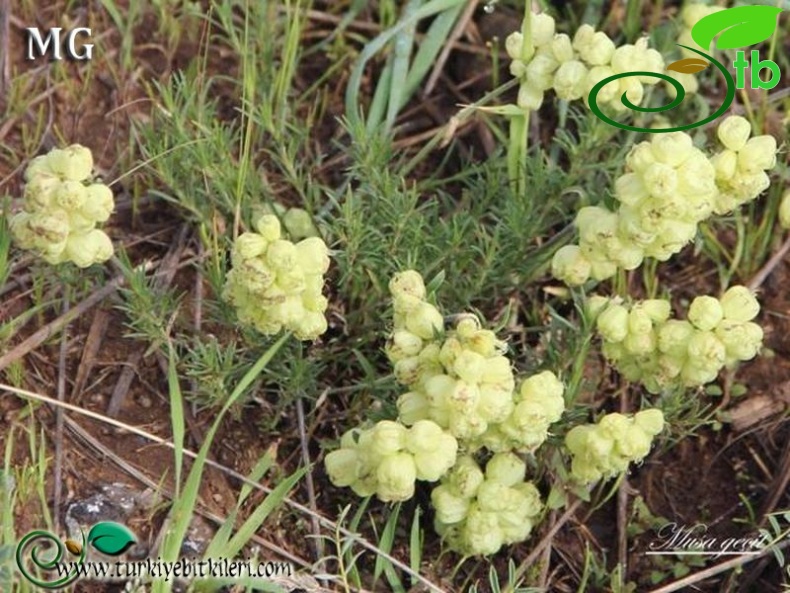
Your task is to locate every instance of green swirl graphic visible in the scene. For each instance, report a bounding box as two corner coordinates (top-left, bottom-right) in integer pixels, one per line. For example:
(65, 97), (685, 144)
(15, 530), (85, 589)
(588, 45), (736, 133)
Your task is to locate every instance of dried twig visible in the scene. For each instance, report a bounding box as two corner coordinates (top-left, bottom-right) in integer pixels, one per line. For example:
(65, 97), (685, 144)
(748, 234), (790, 291)
(507, 497), (584, 591)
(53, 288), (70, 529)
(296, 395), (324, 565)
(0, 275), (126, 373)
(423, 0), (479, 96)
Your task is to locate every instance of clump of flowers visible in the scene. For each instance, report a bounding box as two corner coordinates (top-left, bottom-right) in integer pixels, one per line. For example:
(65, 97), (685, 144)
(10, 145), (114, 268)
(565, 410), (664, 483)
(324, 419), (458, 502)
(505, 13), (664, 112)
(431, 454), (543, 555)
(552, 117), (778, 286)
(327, 270), (663, 556)
(591, 287), (763, 393)
(222, 214), (330, 340)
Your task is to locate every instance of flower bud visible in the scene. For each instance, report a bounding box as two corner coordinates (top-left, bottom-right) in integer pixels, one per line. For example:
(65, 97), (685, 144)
(414, 433), (457, 482)
(233, 232), (269, 261)
(650, 132), (693, 167)
(532, 13), (556, 47)
(686, 330), (726, 371)
(584, 66), (618, 103)
(737, 136), (777, 173)
(397, 391), (429, 425)
(295, 237), (330, 275)
(634, 409), (664, 435)
(63, 229), (114, 268)
(518, 371), (564, 422)
(431, 485), (470, 524)
(550, 33), (574, 63)
(505, 32), (523, 60)
(324, 449), (359, 487)
(688, 295), (724, 331)
(24, 175), (60, 210)
(406, 302), (444, 340)
(387, 330), (423, 361)
(711, 150), (738, 181)
(554, 60), (588, 100)
(283, 207), (318, 240)
(551, 244), (591, 286)
(614, 173), (648, 206)
(463, 507), (504, 555)
(717, 116), (751, 152)
(47, 144), (93, 181)
(715, 319), (763, 361)
(454, 350), (485, 384)
(517, 83), (544, 111)
(586, 31), (615, 65)
(371, 420), (407, 457)
(254, 214), (282, 241)
(597, 304), (629, 342)
(376, 453), (417, 502)
(485, 452), (526, 487)
(657, 319), (694, 356)
(720, 286), (759, 322)
(448, 456), (485, 498)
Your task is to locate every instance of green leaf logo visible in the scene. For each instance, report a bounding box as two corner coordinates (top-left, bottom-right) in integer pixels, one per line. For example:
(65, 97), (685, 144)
(691, 5), (782, 51)
(86, 522), (136, 556)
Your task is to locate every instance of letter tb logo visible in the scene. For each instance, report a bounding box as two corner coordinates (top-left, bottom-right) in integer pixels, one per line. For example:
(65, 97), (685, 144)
(733, 49), (780, 90)
(25, 27), (94, 61)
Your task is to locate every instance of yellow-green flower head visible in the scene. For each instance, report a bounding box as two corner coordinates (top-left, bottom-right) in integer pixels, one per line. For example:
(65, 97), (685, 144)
(397, 391), (430, 425)
(389, 269), (427, 302)
(12, 145), (115, 268)
(223, 214), (330, 340)
(719, 286), (760, 322)
(688, 296), (724, 331)
(431, 484), (470, 524)
(59, 230), (114, 268)
(717, 116), (752, 152)
(551, 244), (591, 286)
(324, 448), (360, 488)
(407, 420), (458, 481)
(485, 452), (526, 487)
(376, 452), (417, 502)
(566, 410), (663, 484)
(518, 371), (565, 422)
(44, 144), (94, 182)
(447, 455), (485, 498)
(715, 319), (763, 362)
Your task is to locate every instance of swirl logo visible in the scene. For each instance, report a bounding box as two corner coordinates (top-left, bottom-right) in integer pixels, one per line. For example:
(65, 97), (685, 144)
(588, 5), (783, 133)
(15, 522), (135, 589)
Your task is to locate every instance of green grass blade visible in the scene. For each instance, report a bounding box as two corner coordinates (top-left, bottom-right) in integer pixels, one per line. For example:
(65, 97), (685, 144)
(372, 502), (402, 587)
(409, 505), (423, 585)
(383, 0), (423, 133)
(157, 333), (290, 587)
(202, 449), (276, 558)
(223, 466), (307, 557)
(401, 2), (464, 103)
(167, 345), (185, 499)
(345, 0), (467, 127)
